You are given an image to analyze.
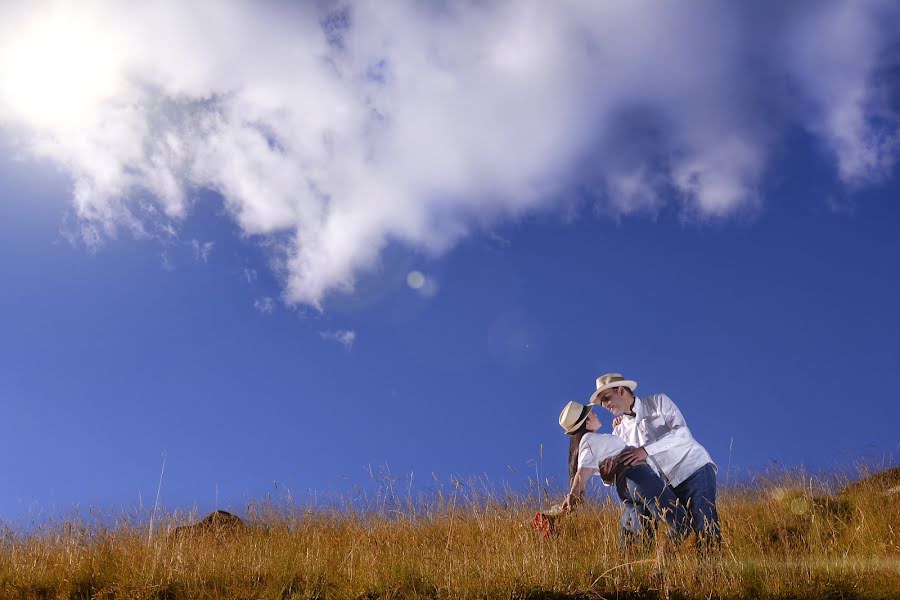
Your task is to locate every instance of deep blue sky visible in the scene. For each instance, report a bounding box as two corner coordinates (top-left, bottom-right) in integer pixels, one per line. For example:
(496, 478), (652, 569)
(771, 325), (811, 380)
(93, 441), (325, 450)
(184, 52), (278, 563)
(1, 129), (898, 522)
(3, 2), (900, 533)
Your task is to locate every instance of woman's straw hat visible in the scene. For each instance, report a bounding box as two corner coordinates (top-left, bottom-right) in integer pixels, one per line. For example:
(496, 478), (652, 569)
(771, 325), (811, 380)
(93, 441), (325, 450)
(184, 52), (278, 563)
(588, 372), (637, 406)
(559, 401), (592, 434)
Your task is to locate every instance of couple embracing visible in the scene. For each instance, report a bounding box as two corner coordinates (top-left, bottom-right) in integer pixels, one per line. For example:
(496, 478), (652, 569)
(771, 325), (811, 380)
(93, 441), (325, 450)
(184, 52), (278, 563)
(558, 373), (720, 548)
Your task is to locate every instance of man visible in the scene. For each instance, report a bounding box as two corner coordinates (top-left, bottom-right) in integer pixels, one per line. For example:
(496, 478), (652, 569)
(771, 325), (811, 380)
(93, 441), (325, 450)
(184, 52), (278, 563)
(589, 372), (721, 547)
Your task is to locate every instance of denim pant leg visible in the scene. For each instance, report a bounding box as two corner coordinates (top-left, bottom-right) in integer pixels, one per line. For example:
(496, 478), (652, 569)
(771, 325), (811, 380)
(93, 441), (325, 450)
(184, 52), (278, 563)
(616, 474), (653, 546)
(672, 463), (721, 545)
(622, 463), (688, 539)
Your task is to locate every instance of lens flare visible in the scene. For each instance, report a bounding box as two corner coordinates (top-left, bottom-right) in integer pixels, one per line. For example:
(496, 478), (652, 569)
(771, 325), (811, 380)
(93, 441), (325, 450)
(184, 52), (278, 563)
(406, 270), (425, 289)
(790, 497), (809, 515)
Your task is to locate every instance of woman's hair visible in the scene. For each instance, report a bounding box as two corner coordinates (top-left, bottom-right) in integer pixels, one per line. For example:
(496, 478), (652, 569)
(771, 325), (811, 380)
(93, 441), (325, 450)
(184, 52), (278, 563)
(569, 386), (635, 482)
(567, 418), (590, 484)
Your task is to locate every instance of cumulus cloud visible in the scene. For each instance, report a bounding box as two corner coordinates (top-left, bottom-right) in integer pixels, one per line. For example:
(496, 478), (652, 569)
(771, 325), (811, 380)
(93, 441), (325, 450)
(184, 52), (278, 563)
(0, 0), (897, 306)
(783, 1), (900, 185)
(319, 329), (356, 350)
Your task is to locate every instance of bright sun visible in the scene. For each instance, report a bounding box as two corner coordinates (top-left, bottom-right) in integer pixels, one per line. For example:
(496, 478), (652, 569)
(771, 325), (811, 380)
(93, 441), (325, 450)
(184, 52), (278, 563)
(1, 12), (122, 130)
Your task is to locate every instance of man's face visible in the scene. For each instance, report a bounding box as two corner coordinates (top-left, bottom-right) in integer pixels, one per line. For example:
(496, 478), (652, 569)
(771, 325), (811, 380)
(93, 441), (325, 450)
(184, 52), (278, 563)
(597, 387), (631, 416)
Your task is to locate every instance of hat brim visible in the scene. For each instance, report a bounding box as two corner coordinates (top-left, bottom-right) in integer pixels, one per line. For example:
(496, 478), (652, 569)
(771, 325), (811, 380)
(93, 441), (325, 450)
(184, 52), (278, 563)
(588, 380), (637, 406)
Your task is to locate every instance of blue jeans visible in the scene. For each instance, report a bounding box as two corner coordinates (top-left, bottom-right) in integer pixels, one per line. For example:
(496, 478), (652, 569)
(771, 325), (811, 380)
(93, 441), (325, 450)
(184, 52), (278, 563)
(616, 463), (688, 545)
(672, 462), (721, 548)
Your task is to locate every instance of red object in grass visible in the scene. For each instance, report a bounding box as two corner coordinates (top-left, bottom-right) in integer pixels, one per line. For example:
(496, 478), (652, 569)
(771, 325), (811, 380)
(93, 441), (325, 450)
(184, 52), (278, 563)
(532, 511), (559, 539)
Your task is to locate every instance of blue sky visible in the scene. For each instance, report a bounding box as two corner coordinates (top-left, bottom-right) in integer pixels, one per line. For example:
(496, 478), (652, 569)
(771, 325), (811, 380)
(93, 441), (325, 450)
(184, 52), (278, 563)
(0, 1), (899, 521)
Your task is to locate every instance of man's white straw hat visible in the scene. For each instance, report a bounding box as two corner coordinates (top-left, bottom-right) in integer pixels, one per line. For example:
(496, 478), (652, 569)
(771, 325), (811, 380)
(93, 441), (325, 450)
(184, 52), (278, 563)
(588, 372), (637, 406)
(558, 401), (592, 434)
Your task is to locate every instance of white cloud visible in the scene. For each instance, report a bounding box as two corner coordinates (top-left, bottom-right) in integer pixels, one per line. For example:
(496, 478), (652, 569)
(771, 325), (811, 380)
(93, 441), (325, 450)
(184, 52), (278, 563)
(242, 268), (258, 284)
(253, 296), (275, 315)
(782, 1), (900, 185)
(190, 239), (214, 264)
(319, 329), (356, 350)
(159, 250), (174, 272)
(0, 0), (897, 306)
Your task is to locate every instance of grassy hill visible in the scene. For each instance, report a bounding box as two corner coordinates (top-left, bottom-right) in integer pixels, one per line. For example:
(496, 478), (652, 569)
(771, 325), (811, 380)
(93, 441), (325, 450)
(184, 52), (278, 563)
(1, 468), (897, 599)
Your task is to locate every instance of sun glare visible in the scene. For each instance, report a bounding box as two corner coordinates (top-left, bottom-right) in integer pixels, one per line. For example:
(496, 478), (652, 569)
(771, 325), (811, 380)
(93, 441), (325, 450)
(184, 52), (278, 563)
(1, 13), (122, 130)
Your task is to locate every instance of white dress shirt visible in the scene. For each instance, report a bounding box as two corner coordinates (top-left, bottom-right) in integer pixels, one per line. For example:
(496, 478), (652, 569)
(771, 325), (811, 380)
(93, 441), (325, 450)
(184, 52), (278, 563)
(612, 393), (716, 488)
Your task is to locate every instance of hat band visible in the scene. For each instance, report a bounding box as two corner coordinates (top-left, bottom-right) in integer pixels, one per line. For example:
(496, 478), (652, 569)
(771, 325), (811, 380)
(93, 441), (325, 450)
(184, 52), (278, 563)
(570, 405), (591, 432)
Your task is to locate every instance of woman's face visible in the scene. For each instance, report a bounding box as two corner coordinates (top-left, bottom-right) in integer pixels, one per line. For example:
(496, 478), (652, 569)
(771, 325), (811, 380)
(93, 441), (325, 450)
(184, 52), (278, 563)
(585, 411), (601, 432)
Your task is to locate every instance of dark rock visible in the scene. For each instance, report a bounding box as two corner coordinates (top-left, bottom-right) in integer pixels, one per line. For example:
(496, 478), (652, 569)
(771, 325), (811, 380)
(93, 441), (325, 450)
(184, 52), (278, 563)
(174, 510), (247, 538)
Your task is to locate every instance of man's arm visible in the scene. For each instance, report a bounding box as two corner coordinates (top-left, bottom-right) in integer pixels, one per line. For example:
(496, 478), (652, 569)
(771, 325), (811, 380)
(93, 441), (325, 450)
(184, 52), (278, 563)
(642, 393), (693, 456)
(599, 456), (618, 481)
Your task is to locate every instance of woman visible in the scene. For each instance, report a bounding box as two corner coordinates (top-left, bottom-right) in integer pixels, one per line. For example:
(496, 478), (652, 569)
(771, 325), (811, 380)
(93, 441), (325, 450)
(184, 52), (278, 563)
(559, 401), (687, 544)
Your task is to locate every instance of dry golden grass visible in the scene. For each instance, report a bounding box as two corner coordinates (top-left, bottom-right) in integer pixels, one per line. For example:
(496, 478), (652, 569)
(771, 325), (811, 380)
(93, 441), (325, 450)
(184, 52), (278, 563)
(0, 469), (897, 599)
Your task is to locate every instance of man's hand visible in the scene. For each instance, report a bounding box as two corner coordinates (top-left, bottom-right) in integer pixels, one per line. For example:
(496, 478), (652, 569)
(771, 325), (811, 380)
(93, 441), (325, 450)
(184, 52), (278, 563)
(618, 446), (648, 467)
(599, 456), (618, 480)
(561, 493), (580, 512)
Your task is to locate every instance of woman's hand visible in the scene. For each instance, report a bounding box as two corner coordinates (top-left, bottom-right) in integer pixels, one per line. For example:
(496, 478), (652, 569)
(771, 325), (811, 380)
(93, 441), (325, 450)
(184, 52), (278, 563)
(618, 446), (648, 466)
(561, 493), (580, 512)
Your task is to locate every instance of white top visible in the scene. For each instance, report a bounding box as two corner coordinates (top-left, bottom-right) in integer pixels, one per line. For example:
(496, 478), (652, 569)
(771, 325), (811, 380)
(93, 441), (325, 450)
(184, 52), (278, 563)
(577, 432), (627, 470)
(612, 393), (716, 487)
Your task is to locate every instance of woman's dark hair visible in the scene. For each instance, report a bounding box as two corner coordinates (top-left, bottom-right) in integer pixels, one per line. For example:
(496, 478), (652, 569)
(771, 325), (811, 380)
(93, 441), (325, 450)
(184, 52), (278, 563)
(566, 408), (592, 484)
